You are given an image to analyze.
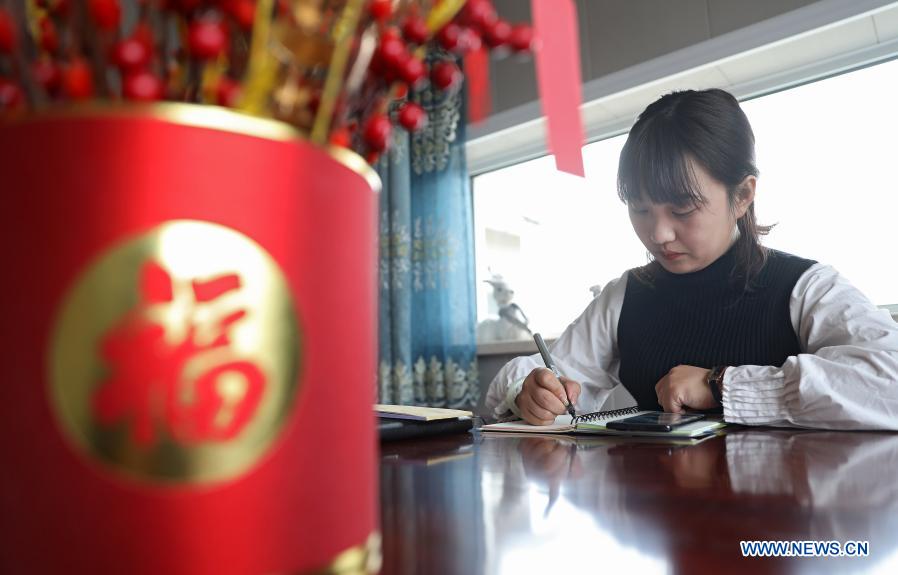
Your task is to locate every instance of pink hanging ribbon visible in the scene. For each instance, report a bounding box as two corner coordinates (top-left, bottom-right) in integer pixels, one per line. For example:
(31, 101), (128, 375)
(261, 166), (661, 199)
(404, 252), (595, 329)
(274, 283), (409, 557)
(464, 46), (491, 123)
(531, 0), (585, 176)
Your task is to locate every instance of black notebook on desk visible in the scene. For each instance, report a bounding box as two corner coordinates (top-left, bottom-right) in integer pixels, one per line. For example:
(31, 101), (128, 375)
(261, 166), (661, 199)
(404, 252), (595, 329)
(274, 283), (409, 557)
(378, 417), (474, 441)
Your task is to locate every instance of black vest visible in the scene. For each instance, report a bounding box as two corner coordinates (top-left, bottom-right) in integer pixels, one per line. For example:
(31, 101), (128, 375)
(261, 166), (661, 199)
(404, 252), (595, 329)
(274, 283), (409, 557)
(617, 248), (816, 410)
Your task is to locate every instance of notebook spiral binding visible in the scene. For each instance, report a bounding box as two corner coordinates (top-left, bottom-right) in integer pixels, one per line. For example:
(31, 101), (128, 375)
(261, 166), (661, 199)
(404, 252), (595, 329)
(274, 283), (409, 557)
(571, 406), (640, 425)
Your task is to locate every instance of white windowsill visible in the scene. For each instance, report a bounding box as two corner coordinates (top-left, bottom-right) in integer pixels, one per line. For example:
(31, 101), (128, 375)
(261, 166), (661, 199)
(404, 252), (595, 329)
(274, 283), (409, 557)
(477, 338), (557, 356)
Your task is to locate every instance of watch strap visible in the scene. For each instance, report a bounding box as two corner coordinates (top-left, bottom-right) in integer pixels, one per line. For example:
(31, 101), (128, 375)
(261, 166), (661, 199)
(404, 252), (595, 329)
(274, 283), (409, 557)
(707, 365), (727, 405)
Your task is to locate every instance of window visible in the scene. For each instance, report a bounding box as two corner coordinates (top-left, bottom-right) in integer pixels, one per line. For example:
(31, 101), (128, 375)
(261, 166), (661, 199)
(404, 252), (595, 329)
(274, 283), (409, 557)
(473, 57), (898, 342)
(473, 133), (638, 341)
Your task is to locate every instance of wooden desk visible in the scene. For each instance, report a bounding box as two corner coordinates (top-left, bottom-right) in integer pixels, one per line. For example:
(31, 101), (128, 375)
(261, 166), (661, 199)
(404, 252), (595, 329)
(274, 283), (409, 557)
(379, 429), (898, 574)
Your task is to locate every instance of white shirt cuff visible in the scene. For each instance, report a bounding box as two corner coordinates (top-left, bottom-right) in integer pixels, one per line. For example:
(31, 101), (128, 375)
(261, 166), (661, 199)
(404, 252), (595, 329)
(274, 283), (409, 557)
(494, 376), (527, 419)
(720, 366), (794, 425)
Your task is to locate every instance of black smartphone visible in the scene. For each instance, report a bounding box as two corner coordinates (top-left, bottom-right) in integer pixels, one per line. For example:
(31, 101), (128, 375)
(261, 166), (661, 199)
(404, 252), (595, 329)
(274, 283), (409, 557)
(605, 411), (704, 432)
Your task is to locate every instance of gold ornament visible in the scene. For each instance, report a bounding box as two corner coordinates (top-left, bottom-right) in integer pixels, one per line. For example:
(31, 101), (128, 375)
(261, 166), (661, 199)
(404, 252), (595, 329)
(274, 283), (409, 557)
(48, 220), (301, 485)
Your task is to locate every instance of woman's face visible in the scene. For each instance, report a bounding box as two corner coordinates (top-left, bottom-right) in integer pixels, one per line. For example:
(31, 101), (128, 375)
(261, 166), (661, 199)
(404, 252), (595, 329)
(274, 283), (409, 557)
(627, 161), (755, 274)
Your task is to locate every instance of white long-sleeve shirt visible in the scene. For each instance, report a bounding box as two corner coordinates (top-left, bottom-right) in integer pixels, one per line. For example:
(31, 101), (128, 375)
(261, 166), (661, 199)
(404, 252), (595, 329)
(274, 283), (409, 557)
(484, 263), (898, 430)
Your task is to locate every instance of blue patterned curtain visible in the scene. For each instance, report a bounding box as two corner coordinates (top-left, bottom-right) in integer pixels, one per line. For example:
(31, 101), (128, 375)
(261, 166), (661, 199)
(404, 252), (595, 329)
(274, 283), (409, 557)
(376, 58), (479, 409)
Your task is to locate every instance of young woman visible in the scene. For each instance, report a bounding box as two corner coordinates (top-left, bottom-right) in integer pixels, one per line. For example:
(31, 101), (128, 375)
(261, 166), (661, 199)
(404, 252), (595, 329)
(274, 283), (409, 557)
(485, 88), (898, 430)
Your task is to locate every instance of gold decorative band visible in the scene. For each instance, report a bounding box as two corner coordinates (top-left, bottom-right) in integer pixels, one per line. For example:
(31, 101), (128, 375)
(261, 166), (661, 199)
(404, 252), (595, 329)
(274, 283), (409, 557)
(1, 103), (382, 193)
(273, 532), (382, 575)
(325, 144), (383, 195)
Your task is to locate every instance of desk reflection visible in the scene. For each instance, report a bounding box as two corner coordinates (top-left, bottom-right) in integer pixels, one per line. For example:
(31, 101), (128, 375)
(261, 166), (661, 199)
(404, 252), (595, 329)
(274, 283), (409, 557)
(379, 430), (898, 574)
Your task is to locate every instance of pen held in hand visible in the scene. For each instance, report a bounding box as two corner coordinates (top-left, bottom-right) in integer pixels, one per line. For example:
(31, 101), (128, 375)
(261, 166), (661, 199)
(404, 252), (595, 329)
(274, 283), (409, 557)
(533, 333), (576, 418)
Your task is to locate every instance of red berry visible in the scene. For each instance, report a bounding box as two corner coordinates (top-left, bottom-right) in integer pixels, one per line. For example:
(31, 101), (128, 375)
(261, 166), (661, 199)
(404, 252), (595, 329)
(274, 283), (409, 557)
(430, 61), (461, 91)
(39, 17), (59, 53)
(368, 0), (392, 22)
(363, 114), (392, 152)
(51, 0), (71, 16)
(378, 35), (407, 71)
(111, 38), (152, 72)
(89, 0), (121, 32)
(63, 59), (94, 100)
(188, 19), (229, 60)
(462, 0), (497, 30)
(0, 78), (24, 109)
(171, 0), (202, 14)
(215, 77), (241, 107)
(401, 16), (429, 45)
(329, 127), (352, 148)
(122, 70), (164, 101)
(0, 9), (17, 54)
(456, 27), (482, 54)
(509, 24), (533, 53)
(483, 19), (511, 48)
(226, 0), (255, 31)
(399, 56), (426, 88)
(381, 27), (402, 43)
(437, 23), (460, 51)
(132, 22), (155, 52)
(397, 102), (427, 132)
(32, 58), (62, 93)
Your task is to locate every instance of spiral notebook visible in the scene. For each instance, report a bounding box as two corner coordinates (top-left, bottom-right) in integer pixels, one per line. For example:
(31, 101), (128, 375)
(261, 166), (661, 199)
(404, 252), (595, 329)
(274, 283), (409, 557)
(481, 406), (725, 438)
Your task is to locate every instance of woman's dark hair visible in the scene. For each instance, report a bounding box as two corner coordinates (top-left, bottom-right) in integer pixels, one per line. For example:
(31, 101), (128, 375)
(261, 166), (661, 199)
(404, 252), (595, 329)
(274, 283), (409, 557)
(617, 88), (772, 290)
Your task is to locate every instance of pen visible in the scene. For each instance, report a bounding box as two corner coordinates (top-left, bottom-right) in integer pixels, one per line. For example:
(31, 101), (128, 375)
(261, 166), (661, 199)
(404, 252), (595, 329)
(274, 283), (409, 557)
(533, 333), (576, 418)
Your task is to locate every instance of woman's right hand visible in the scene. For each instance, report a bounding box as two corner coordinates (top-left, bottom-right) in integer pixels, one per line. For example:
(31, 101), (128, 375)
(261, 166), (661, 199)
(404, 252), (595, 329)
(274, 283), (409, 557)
(515, 367), (582, 425)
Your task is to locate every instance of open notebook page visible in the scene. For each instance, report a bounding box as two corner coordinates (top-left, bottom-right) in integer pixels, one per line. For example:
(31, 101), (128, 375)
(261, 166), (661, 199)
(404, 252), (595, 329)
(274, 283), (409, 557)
(481, 411), (725, 437)
(480, 414), (576, 433)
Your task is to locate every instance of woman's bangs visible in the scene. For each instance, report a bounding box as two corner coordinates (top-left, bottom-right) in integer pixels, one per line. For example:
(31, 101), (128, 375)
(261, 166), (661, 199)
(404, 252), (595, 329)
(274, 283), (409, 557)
(618, 124), (704, 208)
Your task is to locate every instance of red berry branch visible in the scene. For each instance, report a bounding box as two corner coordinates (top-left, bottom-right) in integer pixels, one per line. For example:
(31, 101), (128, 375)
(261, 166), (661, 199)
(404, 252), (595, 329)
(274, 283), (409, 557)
(0, 0), (533, 162)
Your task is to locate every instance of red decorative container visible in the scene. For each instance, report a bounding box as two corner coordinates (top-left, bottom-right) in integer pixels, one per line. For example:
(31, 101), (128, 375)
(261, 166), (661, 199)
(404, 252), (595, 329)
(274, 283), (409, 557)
(0, 105), (381, 574)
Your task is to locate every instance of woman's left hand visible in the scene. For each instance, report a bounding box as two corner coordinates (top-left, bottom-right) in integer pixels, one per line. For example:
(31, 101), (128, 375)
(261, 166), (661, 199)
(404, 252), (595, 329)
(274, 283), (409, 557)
(655, 365), (715, 412)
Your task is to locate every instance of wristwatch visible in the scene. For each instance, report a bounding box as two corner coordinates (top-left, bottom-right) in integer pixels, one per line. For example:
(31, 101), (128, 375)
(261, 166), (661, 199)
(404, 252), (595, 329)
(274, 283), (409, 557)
(707, 366), (727, 406)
